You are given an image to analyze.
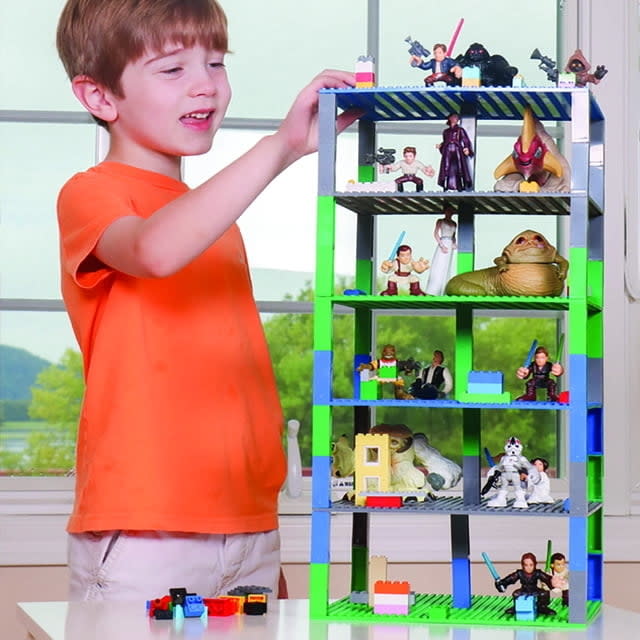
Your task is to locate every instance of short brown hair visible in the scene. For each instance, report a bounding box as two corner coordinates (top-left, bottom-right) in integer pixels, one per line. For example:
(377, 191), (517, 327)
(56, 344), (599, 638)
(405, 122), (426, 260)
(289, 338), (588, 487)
(57, 0), (228, 97)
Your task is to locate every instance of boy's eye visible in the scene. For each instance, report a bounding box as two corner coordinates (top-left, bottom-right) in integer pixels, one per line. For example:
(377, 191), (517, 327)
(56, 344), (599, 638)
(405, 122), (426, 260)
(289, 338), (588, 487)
(162, 67), (182, 75)
(208, 62), (225, 69)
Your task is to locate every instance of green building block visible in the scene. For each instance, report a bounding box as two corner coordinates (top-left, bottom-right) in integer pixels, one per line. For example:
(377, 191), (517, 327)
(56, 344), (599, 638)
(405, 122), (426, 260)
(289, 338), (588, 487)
(459, 392), (511, 404)
(359, 379), (382, 400)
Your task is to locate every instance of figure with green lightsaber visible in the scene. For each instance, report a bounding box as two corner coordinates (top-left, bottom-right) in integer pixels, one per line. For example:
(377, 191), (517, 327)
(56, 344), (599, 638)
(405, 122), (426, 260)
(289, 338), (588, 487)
(379, 234), (430, 296)
(516, 338), (564, 402)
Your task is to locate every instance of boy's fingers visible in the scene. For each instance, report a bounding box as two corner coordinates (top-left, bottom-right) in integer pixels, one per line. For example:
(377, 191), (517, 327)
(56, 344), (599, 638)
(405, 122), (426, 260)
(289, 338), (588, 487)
(336, 108), (364, 134)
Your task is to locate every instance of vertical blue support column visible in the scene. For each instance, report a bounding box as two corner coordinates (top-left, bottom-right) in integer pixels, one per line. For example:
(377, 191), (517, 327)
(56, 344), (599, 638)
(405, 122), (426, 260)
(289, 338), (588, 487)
(450, 514), (471, 608)
(569, 516), (588, 624)
(566, 86), (594, 627)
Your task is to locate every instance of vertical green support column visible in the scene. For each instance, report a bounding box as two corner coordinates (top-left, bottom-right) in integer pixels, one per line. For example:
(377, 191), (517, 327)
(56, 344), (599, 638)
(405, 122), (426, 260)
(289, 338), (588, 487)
(454, 306), (473, 401)
(316, 197), (336, 298)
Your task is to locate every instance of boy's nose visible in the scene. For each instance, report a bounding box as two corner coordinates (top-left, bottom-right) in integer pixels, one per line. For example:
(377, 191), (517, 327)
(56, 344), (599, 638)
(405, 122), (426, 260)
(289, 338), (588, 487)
(189, 69), (218, 97)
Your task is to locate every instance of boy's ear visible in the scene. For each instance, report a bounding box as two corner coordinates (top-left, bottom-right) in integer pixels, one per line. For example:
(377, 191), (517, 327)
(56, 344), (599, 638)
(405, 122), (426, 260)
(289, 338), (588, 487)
(71, 75), (118, 123)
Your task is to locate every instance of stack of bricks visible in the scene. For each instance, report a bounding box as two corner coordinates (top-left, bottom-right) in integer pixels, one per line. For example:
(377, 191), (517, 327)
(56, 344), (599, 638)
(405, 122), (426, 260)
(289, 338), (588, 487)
(373, 580), (411, 615)
(355, 55), (376, 88)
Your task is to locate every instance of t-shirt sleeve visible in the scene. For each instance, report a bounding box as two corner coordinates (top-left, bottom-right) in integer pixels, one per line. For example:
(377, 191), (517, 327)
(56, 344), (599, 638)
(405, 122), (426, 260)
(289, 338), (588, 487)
(57, 173), (135, 289)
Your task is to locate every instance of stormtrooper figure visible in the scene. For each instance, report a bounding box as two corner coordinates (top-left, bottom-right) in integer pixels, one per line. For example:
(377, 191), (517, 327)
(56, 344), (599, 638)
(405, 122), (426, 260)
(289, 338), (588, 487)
(486, 437), (539, 509)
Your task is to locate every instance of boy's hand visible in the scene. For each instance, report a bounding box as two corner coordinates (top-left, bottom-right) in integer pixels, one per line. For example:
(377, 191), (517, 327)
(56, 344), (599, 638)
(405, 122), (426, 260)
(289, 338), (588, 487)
(275, 70), (363, 164)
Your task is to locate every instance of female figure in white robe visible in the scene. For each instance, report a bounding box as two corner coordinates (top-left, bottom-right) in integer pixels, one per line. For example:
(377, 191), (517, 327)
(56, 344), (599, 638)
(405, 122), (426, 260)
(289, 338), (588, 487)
(426, 205), (457, 295)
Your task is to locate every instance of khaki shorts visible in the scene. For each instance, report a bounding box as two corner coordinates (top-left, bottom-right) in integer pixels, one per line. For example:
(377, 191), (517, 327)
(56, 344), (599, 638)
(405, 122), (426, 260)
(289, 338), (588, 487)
(68, 529), (280, 600)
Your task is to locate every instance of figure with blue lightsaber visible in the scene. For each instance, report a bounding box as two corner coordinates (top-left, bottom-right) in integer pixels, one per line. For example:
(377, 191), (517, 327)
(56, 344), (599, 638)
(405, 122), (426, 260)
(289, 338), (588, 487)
(515, 338), (564, 402)
(482, 551), (556, 617)
(379, 232), (430, 296)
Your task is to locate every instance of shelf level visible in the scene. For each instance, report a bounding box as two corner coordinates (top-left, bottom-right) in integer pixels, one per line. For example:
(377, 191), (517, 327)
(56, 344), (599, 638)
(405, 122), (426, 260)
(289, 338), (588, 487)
(321, 86), (604, 122)
(325, 497), (602, 517)
(326, 294), (602, 313)
(334, 191), (602, 217)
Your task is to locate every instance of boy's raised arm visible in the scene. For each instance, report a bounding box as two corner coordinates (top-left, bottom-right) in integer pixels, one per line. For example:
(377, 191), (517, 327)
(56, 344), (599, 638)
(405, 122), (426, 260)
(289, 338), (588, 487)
(95, 70), (361, 279)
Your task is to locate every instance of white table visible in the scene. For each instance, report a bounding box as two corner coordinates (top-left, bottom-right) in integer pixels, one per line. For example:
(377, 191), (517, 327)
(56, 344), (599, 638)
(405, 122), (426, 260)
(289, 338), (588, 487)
(17, 599), (640, 640)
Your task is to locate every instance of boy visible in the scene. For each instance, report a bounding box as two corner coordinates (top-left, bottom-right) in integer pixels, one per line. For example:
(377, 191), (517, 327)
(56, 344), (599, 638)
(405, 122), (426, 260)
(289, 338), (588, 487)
(56, 0), (359, 600)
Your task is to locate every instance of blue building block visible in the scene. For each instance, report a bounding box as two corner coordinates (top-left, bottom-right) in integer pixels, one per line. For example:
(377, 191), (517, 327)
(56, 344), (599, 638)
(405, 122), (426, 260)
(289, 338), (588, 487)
(467, 383), (504, 394)
(183, 595), (206, 617)
(587, 554), (603, 600)
(310, 510), (331, 564)
(451, 557), (471, 608)
(313, 350), (333, 405)
(515, 594), (537, 621)
(468, 371), (503, 384)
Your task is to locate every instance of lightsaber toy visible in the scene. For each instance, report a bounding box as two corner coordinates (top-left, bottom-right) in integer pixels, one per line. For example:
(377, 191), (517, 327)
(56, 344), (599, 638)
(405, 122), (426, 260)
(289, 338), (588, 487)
(522, 339), (538, 369)
(446, 18), (464, 56)
(482, 552), (506, 592)
(387, 231), (407, 261)
(554, 333), (565, 364)
(544, 539), (553, 573)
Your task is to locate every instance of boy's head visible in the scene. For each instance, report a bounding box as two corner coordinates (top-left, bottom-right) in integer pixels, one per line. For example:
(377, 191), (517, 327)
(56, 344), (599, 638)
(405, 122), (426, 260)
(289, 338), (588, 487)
(57, 0), (229, 127)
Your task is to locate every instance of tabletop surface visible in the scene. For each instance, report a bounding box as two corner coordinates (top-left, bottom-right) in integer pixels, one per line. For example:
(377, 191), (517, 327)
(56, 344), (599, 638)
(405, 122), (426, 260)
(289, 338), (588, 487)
(17, 599), (640, 640)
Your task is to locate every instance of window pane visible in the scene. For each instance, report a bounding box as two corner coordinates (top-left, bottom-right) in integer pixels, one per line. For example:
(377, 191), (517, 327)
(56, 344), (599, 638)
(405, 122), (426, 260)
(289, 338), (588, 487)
(224, 0), (366, 119)
(1, 122), (95, 298)
(0, 311), (79, 476)
(0, 0), (78, 111)
(184, 129), (359, 299)
(378, 0), (558, 88)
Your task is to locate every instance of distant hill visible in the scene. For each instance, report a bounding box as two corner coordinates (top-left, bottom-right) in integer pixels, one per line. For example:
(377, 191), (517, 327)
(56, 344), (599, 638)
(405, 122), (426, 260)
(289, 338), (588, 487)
(0, 345), (51, 400)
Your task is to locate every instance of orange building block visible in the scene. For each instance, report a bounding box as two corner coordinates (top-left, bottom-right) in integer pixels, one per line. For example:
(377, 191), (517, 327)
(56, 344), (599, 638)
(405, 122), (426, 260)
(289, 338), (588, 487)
(374, 580), (410, 594)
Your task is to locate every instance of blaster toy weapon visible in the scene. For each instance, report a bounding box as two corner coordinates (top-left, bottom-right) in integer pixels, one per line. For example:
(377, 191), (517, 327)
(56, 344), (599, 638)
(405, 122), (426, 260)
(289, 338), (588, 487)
(482, 551), (506, 592)
(405, 35), (430, 60)
(398, 357), (422, 377)
(364, 146), (396, 167)
(481, 469), (502, 496)
(531, 48), (559, 83)
(481, 446), (501, 496)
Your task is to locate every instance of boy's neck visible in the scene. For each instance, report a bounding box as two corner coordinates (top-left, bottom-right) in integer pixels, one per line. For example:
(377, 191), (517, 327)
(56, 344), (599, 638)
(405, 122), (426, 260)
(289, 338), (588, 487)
(104, 137), (183, 181)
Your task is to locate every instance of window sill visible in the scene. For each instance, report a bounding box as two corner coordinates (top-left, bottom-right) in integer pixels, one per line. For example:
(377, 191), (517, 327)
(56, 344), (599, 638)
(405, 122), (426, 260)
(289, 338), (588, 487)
(2, 477), (639, 566)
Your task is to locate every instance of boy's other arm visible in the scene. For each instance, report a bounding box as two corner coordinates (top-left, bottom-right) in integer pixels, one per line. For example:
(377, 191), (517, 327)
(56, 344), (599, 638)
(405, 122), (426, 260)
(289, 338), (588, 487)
(95, 70), (361, 279)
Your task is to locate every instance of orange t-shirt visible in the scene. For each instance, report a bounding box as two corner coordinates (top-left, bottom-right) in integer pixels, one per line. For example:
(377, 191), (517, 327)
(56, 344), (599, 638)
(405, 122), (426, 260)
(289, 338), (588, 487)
(57, 162), (286, 534)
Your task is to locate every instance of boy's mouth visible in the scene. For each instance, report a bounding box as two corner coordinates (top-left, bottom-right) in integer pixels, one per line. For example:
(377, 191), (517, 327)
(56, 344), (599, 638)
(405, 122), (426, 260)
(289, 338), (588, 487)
(181, 111), (213, 121)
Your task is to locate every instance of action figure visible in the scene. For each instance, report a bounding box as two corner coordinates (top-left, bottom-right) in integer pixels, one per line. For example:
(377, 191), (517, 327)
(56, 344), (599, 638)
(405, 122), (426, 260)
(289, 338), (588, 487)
(527, 457), (554, 504)
(409, 42), (462, 86)
(445, 229), (569, 297)
(331, 435), (355, 478)
(484, 437), (539, 509)
(436, 114), (473, 192)
(357, 344), (420, 400)
(379, 244), (429, 296)
(564, 49), (607, 87)
(369, 423), (462, 497)
(407, 350), (453, 399)
(494, 107), (571, 193)
(516, 345), (564, 402)
(454, 42), (518, 87)
(494, 552), (556, 616)
(549, 552), (569, 606)
(426, 205), (457, 296)
(381, 146), (435, 192)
